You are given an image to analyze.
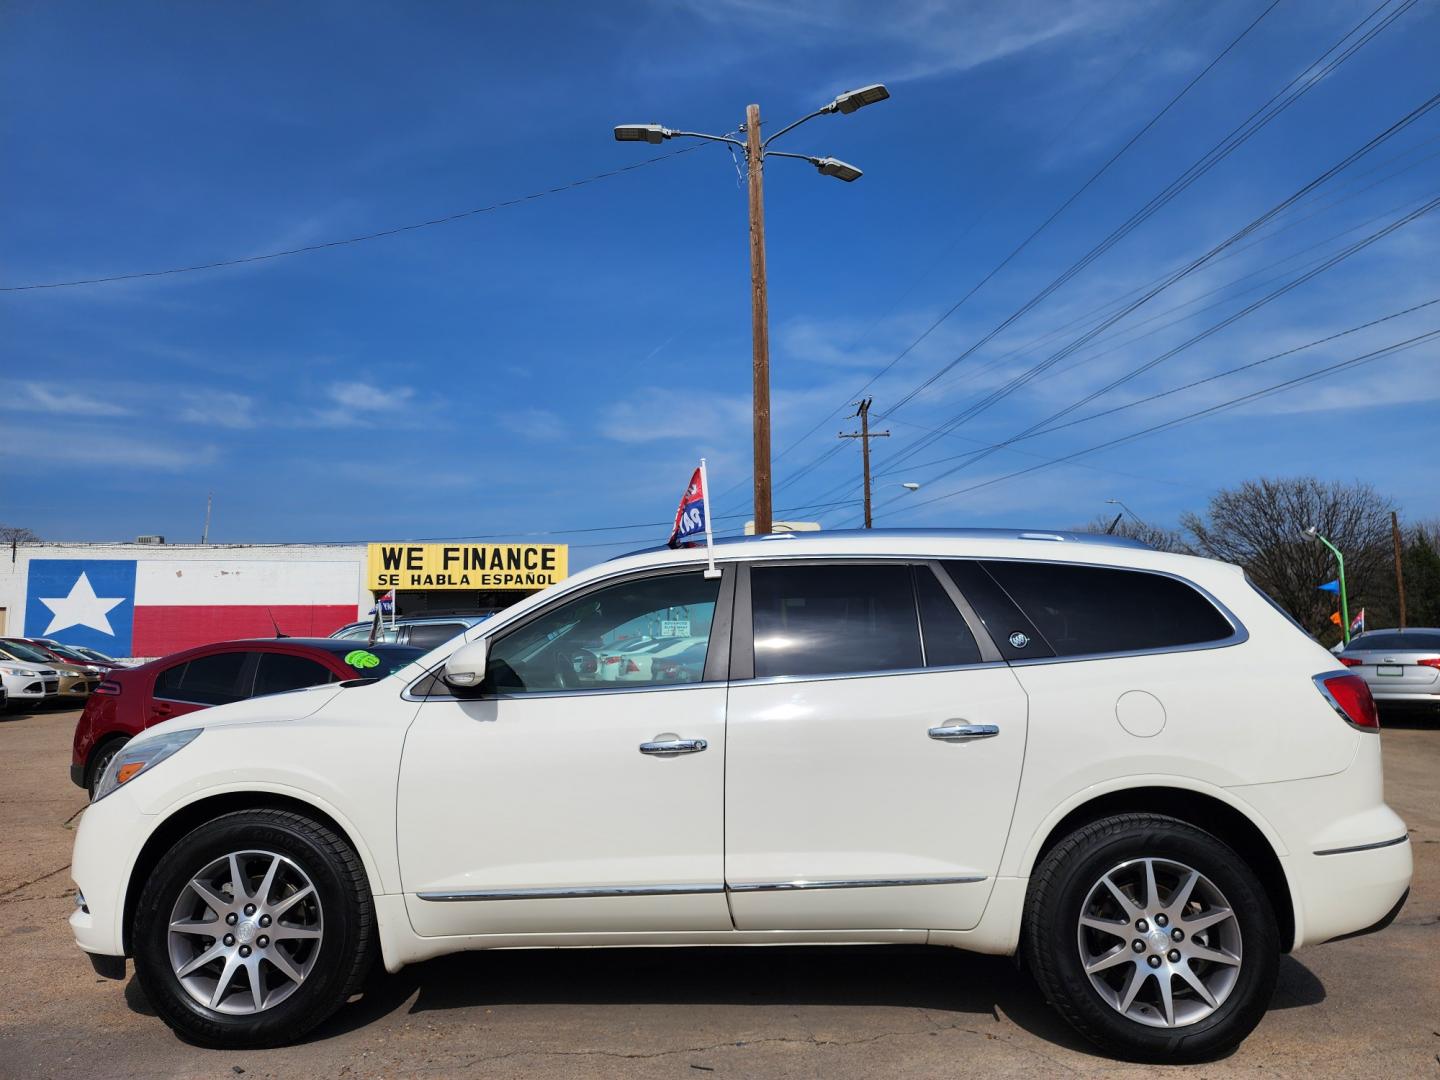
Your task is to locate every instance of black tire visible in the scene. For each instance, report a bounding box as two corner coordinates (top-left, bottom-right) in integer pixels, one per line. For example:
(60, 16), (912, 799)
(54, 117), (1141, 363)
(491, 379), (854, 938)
(1024, 812), (1278, 1063)
(132, 808), (375, 1048)
(86, 737), (129, 799)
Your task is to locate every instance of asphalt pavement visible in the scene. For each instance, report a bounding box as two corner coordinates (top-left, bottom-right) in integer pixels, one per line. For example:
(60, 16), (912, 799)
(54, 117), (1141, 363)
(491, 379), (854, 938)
(1, 705), (1436, 1079)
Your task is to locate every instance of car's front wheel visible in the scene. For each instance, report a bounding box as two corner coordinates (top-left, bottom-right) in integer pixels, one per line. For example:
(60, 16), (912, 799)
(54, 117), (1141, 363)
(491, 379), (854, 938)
(1024, 812), (1278, 1063)
(132, 808), (375, 1047)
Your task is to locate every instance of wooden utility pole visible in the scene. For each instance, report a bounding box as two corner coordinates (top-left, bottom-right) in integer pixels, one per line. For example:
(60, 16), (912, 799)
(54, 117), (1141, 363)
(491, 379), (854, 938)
(745, 103), (773, 536)
(839, 398), (889, 528)
(1392, 510), (1407, 628)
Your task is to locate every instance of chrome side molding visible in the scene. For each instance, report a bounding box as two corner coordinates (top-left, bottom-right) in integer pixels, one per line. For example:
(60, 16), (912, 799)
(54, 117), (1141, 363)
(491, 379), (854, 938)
(417, 874), (987, 902)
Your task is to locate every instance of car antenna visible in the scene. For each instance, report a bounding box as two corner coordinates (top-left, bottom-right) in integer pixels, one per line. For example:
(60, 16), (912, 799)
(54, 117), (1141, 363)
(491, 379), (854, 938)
(268, 608), (289, 638)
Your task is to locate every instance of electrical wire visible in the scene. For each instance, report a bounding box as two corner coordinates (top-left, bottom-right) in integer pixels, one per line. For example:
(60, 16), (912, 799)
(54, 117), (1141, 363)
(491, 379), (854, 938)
(876, 327), (1440, 521)
(712, 0), (1278, 513)
(869, 190), (1440, 505)
(0, 143), (715, 292)
(867, 85), (1440, 492)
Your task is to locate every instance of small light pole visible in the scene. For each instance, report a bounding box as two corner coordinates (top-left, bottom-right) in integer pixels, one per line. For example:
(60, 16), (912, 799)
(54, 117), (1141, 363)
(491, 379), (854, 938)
(1304, 525), (1352, 643)
(615, 84), (889, 535)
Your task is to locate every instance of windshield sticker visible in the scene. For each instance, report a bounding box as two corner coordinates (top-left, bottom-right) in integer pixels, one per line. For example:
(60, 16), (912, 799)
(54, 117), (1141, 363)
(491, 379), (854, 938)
(344, 649), (381, 670)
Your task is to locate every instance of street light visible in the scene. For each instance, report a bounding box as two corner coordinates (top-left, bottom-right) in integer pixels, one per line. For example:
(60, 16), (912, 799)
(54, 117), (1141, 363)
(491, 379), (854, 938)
(613, 83), (889, 534)
(1303, 525), (1352, 643)
(1105, 498), (1148, 526)
(901, 482), (921, 492)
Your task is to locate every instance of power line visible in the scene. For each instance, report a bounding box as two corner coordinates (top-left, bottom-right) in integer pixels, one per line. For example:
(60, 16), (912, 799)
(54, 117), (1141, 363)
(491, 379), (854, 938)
(708, 1), (1241, 511)
(879, 0), (1416, 420)
(868, 84), (1440, 490)
(881, 327), (1440, 520)
(869, 190), (1440, 507)
(877, 293), (1440, 479)
(0, 143), (714, 292)
(785, 174), (1440, 508)
(759, 0), (1412, 512)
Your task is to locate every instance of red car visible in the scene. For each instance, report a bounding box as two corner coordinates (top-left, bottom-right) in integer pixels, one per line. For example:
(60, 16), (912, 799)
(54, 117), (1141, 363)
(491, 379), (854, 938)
(70, 638), (425, 797)
(12, 637), (119, 672)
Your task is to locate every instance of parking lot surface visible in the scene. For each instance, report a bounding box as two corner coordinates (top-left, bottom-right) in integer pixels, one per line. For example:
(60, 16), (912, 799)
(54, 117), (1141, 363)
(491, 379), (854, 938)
(1, 706), (1436, 1079)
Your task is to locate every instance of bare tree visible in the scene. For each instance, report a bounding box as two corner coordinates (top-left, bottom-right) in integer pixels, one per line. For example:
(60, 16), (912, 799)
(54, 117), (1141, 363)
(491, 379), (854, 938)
(1076, 513), (1190, 554)
(1182, 478), (1392, 641)
(0, 524), (39, 544)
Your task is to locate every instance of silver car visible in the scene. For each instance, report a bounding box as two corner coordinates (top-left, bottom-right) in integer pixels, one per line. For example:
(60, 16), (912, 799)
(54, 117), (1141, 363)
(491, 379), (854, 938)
(1338, 628), (1440, 710)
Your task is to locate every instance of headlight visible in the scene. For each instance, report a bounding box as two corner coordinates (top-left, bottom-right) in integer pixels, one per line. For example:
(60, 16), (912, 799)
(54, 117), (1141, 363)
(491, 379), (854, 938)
(0, 665), (33, 676)
(92, 729), (202, 803)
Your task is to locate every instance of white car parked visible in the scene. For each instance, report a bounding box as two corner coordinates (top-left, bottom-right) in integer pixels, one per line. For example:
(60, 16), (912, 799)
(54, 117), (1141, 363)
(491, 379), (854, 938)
(69, 529), (1411, 1061)
(0, 657), (59, 708)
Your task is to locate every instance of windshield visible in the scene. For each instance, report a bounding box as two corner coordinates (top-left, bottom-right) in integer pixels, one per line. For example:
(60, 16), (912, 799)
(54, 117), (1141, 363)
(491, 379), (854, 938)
(0, 640), (55, 663)
(43, 642), (91, 662)
(316, 643), (427, 679)
(75, 646), (117, 662)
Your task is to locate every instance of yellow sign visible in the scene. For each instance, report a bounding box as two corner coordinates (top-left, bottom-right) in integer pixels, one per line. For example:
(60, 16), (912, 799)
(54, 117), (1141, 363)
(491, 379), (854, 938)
(367, 543), (568, 591)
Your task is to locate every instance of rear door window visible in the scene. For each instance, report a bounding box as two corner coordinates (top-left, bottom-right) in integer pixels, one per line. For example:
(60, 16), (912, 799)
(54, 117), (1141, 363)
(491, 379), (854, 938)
(979, 561), (1234, 657)
(750, 563), (922, 678)
(156, 651), (252, 705)
(252, 653), (336, 696)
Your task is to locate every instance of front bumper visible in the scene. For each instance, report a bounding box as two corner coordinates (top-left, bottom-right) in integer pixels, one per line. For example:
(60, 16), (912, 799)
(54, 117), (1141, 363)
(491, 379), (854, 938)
(69, 787), (149, 960)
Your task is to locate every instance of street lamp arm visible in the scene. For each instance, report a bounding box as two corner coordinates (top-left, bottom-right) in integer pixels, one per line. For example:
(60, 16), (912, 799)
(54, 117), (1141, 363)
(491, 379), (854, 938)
(668, 130), (748, 150)
(762, 150), (822, 164)
(761, 108), (829, 148)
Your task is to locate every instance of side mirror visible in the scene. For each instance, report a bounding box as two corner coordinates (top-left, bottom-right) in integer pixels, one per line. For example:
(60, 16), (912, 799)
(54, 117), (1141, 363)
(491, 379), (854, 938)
(442, 638), (489, 690)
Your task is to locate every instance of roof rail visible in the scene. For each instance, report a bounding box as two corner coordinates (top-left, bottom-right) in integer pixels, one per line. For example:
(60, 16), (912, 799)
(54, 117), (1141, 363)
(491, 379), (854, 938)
(614, 527), (1152, 561)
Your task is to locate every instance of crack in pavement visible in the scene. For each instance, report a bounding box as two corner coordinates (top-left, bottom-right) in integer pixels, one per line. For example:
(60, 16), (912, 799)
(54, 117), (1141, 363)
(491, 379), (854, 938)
(0, 863), (70, 900)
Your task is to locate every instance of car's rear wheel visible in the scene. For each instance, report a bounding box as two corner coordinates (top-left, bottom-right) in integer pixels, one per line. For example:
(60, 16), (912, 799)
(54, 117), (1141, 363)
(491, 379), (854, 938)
(1024, 812), (1278, 1062)
(132, 808), (374, 1047)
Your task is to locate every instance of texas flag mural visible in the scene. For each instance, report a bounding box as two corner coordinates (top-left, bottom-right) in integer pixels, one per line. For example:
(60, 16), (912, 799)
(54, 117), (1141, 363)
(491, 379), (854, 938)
(24, 558), (361, 658)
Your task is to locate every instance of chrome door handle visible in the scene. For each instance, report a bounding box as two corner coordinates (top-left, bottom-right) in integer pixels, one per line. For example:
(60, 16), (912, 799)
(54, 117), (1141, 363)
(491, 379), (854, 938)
(928, 723), (999, 741)
(639, 738), (708, 755)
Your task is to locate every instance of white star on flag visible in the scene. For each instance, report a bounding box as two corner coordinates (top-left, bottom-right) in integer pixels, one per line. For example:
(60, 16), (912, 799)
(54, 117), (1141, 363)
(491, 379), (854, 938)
(38, 572), (125, 636)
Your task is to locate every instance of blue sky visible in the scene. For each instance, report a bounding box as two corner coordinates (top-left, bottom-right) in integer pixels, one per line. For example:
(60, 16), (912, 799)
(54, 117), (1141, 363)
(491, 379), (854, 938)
(4, 0), (1438, 569)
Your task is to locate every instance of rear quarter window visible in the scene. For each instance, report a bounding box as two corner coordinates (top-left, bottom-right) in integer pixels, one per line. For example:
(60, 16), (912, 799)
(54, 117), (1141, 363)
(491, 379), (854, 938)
(979, 561), (1235, 658)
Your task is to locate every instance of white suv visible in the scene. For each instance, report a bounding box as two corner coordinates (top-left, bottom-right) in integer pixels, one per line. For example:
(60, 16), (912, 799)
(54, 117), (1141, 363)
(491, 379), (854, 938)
(69, 529), (1411, 1061)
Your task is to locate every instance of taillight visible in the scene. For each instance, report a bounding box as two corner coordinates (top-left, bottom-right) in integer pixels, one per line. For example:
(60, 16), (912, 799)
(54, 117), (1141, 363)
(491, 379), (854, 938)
(1418, 657), (1440, 669)
(1337, 656), (1362, 667)
(1313, 672), (1379, 731)
(94, 680), (121, 696)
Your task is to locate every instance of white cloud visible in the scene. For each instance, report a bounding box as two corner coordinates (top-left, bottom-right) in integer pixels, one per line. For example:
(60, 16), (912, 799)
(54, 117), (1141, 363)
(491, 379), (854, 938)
(176, 390), (259, 429)
(670, 0), (1160, 84)
(10, 382), (130, 417)
(327, 382), (412, 411)
(0, 424), (217, 471)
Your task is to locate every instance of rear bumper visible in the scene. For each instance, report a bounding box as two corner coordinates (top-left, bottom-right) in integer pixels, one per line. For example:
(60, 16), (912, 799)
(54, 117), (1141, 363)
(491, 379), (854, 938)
(1370, 689), (1440, 704)
(1284, 834), (1412, 949)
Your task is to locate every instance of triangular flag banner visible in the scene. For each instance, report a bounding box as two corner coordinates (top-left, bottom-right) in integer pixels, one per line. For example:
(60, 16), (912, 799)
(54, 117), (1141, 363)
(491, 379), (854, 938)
(1317, 580), (1340, 594)
(1330, 611), (1343, 626)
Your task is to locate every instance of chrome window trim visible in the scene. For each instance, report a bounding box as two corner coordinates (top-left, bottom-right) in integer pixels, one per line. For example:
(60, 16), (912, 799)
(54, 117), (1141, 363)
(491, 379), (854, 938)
(417, 875), (986, 902)
(733, 660), (1000, 691)
(1313, 835), (1408, 856)
(405, 678), (728, 704)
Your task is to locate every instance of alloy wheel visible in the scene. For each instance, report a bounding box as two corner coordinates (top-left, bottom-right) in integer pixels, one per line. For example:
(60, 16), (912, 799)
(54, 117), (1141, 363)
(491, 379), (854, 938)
(166, 849), (324, 1015)
(1075, 856), (1242, 1028)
